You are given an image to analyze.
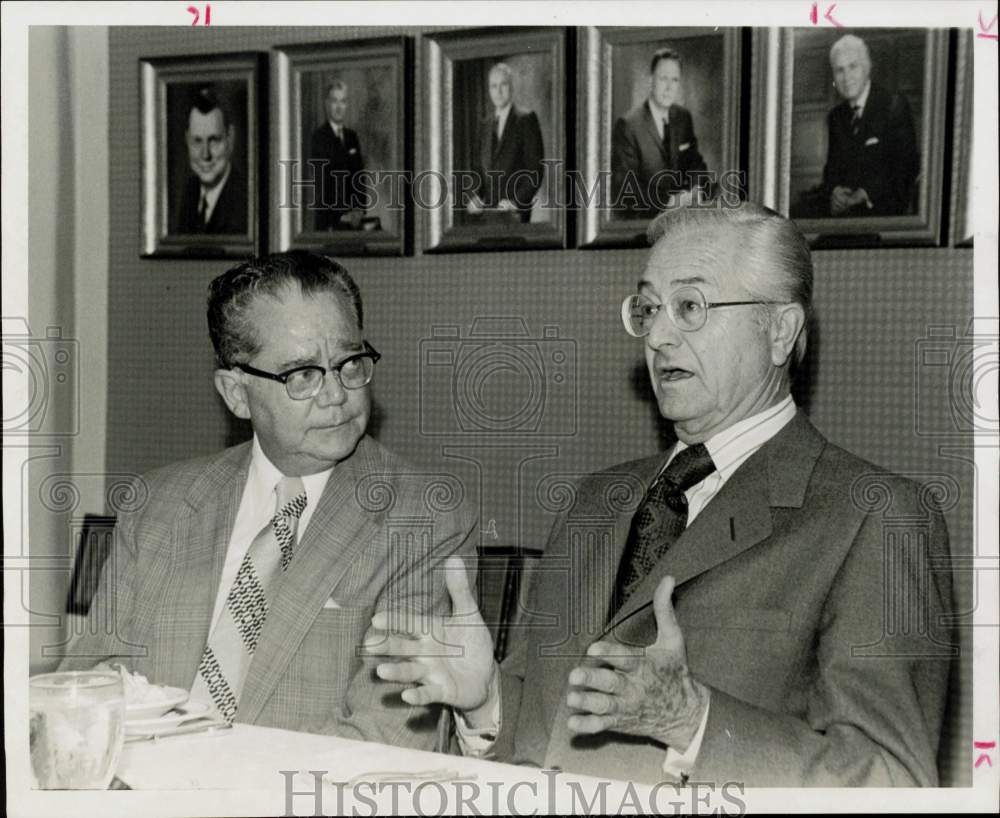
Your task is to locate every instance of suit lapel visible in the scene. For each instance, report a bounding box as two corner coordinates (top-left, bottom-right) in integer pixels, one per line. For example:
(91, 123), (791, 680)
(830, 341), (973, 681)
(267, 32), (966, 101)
(603, 412), (823, 637)
(173, 445), (250, 685)
(642, 102), (669, 164)
(237, 437), (382, 723)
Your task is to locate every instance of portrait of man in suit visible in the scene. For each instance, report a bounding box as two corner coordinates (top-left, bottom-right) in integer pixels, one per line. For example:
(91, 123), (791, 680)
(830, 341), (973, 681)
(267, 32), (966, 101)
(804, 34), (920, 218)
(369, 203), (954, 786)
(172, 86), (248, 235)
(308, 80), (367, 231)
(59, 251), (477, 749)
(465, 62), (545, 224)
(611, 48), (708, 219)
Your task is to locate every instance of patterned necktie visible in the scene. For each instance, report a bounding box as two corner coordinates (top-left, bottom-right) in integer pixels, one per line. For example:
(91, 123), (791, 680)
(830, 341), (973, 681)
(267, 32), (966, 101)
(608, 443), (716, 621)
(191, 476), (307, 723)
(851, 104), (862, 135)
(662, 118), (672, 156)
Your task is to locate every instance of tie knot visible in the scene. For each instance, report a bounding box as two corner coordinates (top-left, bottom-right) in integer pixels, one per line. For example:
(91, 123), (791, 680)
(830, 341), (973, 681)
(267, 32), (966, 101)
(852, 105), (861, 117)
(658, 443), (715, 495)
(275, 476), (306, 519)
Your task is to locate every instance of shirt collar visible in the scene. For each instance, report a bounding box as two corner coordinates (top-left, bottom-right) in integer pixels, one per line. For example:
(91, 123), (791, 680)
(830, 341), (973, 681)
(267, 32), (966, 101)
(672, 395), (797, 480)
(249, 435), (334, 512)
(328, 120), (344, 136)
(647, 97), (671, 124)
(852, 80), (872, 115)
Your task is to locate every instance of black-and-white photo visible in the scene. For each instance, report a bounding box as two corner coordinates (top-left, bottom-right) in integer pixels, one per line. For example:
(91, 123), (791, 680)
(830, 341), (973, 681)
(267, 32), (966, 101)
(140, 52), (263, 257)
(7, 10), (990, 815)
(756, 27), (950, 245)
(424, 27), (567, 252)
(271, 37), (412, 256)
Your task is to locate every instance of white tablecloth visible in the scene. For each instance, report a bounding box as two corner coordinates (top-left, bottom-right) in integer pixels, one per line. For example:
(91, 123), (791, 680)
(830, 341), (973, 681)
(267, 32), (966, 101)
(116, 724), (664, 815)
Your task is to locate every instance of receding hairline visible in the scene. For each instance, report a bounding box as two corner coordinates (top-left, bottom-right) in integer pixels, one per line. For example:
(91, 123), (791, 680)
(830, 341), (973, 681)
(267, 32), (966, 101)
(829, 34), (871, 66)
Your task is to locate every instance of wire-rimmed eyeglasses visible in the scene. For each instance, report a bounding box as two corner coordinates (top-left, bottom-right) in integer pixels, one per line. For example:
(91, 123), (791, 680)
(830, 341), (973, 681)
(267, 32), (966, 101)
(234, 341), (381, 400)
(621, 287), (786, 337)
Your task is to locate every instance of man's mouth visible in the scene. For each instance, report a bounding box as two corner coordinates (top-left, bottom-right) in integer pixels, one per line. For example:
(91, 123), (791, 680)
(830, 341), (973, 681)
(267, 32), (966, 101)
(657, 367), (694, 382)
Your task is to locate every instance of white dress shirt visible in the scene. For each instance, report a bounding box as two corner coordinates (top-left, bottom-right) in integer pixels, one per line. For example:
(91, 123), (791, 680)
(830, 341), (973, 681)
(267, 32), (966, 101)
(493, 103), (512, 142)
(207, 436), (333, 632)
(850, 80), (872, 118)
(457, 397), (798, 776)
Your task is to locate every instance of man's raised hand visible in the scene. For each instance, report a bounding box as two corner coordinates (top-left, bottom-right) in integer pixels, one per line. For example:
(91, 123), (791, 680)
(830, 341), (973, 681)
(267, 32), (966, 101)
(364, 555), (498, 714)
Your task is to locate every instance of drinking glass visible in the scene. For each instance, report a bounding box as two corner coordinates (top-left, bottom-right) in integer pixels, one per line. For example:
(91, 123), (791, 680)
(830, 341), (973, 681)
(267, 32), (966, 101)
(29, 670), (126, 789)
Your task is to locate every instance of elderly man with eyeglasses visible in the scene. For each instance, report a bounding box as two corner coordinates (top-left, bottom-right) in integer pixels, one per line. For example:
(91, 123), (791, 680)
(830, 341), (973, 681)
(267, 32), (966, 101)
(368, 203), (953, 786)
(60, 250), (477, 749)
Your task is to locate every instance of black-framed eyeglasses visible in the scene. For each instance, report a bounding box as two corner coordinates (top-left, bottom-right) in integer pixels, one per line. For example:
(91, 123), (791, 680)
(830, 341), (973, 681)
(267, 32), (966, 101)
(621, 287), (787, 337)
(234, 341), (381, 400)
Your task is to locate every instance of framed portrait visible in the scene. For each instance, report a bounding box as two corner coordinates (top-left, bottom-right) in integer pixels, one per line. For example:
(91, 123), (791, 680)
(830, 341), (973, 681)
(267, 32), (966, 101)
(140, 52), (265, 258)
(424, 27), (568, 253)
(576, 27), (744, 248)
(950, 29), (973, 247)
(750, 28), (948, 246)
(271, 36), (413, 257)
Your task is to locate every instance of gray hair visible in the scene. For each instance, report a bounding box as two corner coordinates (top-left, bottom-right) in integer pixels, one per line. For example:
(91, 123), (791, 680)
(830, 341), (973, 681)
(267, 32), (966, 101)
(489, 62), (513, 84)
(207, 251), (363, 368)
(646, 202), (813, 371)
(829, 34), (871, 71)
(325, 79), (348, 96)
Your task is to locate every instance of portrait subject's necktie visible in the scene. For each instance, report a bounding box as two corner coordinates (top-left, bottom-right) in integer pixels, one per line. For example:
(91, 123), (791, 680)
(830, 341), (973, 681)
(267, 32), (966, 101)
(198, 190), (208, 225)
(491, 115), (501, 156)
(608, 443), (716, 621)
(851, 104), (862, 135)
(662, 118), (672, 156)
(191, 476), (307, 723)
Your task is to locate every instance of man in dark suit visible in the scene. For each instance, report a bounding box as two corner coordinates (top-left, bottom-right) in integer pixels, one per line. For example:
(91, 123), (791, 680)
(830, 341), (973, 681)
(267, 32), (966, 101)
(611, 48), (708, 219)
(466, 62), (544, 224)
(173, 86), (248, 235)
(60, 251), (477, 750)
(369, 203), (953, 786)
(309, 80), (367, 231)
(819, 34), (920, 217)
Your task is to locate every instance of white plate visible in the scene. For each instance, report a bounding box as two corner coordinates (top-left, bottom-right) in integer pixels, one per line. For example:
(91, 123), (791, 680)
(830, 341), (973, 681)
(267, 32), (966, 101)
(125, 700), (213, 735)
(124, 686), (189, 721)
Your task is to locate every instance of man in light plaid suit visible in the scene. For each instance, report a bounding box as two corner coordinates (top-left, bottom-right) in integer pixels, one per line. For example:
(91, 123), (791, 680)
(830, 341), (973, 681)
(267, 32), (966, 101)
(60, 251), (477, 749)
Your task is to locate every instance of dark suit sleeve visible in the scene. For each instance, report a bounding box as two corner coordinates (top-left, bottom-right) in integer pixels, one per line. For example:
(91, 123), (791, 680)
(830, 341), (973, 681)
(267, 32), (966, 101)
(691, 498), (952, 786)
(511, 110), (544, 208)
(611, 116), (642, 204)
(676, 110), (708, 184)
(869, 93), (919, 215)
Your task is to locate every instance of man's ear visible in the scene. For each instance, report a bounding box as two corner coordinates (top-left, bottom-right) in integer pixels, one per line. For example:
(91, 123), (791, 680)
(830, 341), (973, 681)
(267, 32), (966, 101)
(769, 302), (806, 367)
(214, 368), (251, 420)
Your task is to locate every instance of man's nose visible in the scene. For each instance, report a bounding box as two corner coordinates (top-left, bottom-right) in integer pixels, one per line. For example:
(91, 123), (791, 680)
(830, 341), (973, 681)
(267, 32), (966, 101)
(313, 370), (349, 407)
(200, 141), (212, 161)
(645, 309), (682, 349)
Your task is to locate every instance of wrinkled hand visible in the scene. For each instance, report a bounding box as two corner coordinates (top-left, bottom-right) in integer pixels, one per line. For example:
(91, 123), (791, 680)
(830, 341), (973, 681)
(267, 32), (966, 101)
(364, 556), (497, 714)
(848, 187), (873, 210)
(830, 185), (853, 215)
(466, 194), (485, 215)
(565, 576), (709, 751)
